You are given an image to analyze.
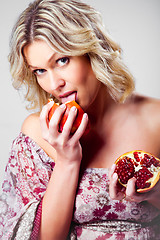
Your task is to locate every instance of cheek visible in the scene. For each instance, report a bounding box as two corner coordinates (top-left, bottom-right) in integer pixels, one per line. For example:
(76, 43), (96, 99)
(37, 78), (51, 94)
(67, 68), (85, 85)
(70, 64), (93, 85)
(37, 78), (44, 90)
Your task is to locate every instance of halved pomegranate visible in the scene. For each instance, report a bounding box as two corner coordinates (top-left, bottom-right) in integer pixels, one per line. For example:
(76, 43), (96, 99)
(114, 150), (160, 193)
(48, 99), (90, 135)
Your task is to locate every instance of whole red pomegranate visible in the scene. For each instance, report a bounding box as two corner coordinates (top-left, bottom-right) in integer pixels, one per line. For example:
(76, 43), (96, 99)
(48, 99), (90, 135)
(114, 150), (160, 193)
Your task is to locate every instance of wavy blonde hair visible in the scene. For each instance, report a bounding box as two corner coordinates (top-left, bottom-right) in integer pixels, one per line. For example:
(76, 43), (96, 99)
(8, 0), (135, 111)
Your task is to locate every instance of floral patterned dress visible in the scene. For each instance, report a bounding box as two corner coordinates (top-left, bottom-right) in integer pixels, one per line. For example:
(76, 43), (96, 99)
(0, 132), (160, 239)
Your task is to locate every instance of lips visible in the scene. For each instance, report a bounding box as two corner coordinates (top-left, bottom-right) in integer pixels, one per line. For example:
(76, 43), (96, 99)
(60, 91), (77, 104)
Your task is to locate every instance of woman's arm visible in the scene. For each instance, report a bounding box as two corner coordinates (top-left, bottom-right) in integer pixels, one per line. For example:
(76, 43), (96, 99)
(38, 101), (88, 239)
(40, 160), (80, 239)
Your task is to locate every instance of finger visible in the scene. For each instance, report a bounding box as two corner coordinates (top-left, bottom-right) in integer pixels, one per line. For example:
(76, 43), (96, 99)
(126, 177), (136, 196)
(109, 173), (120, 199)
(62, 106), (78, 138)
(125, 177), (144, 202)
(40, 101), (54, 134)
(109, 172), (126, 201)
(71, 113), (89, 142)
(108, 164), (116, 181)
(49, 104), (66, 135)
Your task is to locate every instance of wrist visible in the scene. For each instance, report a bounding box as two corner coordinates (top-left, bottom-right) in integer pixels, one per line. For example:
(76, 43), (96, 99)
(55, 159), (81, 174)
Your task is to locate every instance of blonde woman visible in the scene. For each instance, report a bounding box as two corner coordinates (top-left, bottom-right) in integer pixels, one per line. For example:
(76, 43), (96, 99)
(1, 0), (160, 239)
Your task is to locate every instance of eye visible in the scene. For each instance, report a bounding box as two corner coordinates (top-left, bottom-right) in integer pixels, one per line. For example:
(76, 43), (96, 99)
(33, 69), (46, 76)
(56, 57), (69, 67)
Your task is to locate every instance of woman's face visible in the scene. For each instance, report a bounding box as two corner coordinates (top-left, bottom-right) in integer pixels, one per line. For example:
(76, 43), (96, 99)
(24, 40), (101, 110)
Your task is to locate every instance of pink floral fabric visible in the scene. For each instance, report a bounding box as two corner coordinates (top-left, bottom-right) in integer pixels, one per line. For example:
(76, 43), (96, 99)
(0, 132), (54, 239)
(0, 132), (160, 239)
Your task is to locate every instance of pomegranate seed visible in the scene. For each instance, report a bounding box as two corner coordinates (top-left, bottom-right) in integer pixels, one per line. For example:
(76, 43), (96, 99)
(134, 167), (153, 189)
(133, 151), (141, 162)
(152, 157), (160, 167)
(141, 157), (152, 167)
(144, 182), (151, 188)
(140, 154), (160, 168)
(115, 157), (135, 184)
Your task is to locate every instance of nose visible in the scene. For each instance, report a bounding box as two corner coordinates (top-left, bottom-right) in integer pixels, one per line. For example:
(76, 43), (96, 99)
(48, 70), (65, 90)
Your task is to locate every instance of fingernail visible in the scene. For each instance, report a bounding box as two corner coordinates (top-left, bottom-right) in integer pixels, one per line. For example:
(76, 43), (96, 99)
(111, 164), (116, 170)
(60, 104), (66, 109)
(71, 106), (77, 112)
(113, 173), (118, 179)
(83, 113), (88, 119)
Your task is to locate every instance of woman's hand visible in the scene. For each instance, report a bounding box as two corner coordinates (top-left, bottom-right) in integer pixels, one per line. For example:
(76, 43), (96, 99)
(109, 164), (160, 208)
(40, 101), (89, 166)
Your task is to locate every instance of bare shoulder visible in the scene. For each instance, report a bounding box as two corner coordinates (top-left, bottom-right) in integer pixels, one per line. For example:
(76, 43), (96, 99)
(139, 95), (160, 115)
(133, 93), (160, 126)
(21, 112), (56, 160)
(146, 96), (160, 125)
(131, 93), (160, 110)
(21, 112), (41, 139)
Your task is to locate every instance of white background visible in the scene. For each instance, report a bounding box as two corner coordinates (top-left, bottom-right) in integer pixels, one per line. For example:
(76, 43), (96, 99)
(0, 0), (160, 186)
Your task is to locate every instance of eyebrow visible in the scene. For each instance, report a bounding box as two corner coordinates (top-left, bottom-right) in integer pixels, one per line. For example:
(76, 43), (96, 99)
(28, 52), (57, 69)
